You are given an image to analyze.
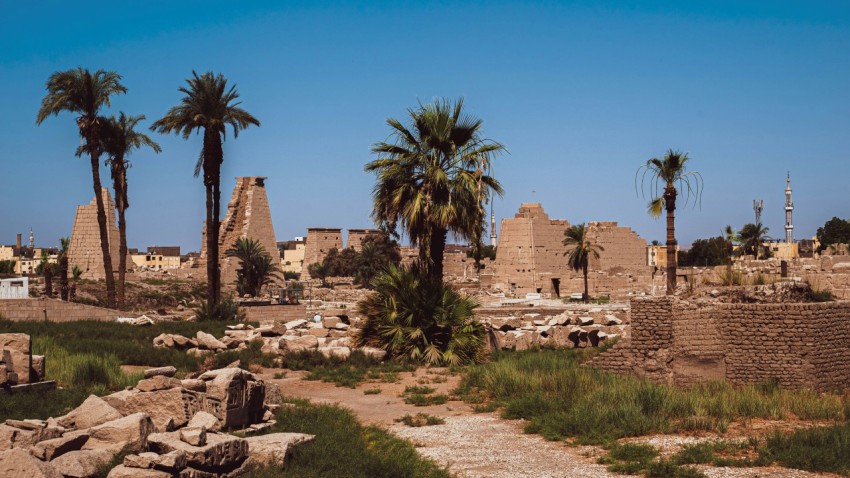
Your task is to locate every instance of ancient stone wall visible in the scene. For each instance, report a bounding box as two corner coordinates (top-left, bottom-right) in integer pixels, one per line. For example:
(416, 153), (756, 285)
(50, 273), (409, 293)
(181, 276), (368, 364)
(301, 228), (343, 279)
(587, 222), (648, 272)
(199, 177), (282, 290)
(67, 188), (124, 280)
(0, 298), (120, 322)
(346, 229), (380, 252)
(592, 297), (850, 391)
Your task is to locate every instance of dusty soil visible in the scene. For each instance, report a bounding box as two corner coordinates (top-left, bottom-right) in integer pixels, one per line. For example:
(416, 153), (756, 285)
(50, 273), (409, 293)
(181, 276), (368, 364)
(260, 368), (832, 478)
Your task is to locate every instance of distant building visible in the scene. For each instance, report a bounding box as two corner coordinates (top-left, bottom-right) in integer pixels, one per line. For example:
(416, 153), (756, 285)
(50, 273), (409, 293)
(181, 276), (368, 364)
(131, 247), (181, 271)
(279, 238), (306, 274)
(647, 244), (678, 268)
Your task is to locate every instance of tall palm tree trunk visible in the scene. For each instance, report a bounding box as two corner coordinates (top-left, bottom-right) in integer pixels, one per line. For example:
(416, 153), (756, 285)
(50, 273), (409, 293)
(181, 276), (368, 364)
(203, 130), (224, 306)
(428, 227), (448, 284)
(582, 263), (589, 302)
(116, 181), (128, 310)
(59, 255), (68, 301)
(664, 184), (677, 295)
(88, 138), (116, 308)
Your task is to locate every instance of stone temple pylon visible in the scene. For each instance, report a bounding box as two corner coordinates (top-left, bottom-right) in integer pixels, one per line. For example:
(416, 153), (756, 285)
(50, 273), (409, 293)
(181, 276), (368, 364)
(67, 188), (123, 280)
(199, 177), (282, 291)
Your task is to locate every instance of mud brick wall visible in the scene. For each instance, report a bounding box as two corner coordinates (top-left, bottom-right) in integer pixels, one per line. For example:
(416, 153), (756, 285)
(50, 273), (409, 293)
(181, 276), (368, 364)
(0, 298), (119, 322)
(592, 297), (850, 390)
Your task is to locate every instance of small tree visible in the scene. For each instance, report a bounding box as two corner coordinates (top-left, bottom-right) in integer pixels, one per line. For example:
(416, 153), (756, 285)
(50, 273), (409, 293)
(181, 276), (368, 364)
(307, 262), (332, 288)
(738, 223), (770, 259)
(563, 224), (604, 302)
(816, 217), (850, 252)
(225, 238), (281, 297)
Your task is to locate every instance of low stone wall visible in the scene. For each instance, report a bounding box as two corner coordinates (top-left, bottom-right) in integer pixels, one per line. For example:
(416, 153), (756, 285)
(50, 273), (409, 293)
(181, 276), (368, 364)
(591, 297), (850, 391)
(0, 298), (120, 322)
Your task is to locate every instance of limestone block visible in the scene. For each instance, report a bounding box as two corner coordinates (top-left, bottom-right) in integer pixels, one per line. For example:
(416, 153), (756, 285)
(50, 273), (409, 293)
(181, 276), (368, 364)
(143, 366), (177, 379)
(278, 335), (318, 354)
(187, 412), (220, 432)
(358, 346), (387, 362)
(30, 355), (45, 382)
(319, 346), (351, 361)
(107, 389), (188, 432)
(30, 431), (89, 461)
(50, 449), (113, 478)
(244, 432), (314, 467)
(147, 431), (247, 470)
(107, 465), (171, 478)
(195, 332), (226, 351)
(136, 376), (182, 392)
(0, 448), (62, 478)
(179, 427), (207, 447)
(83, 413), (155, 453)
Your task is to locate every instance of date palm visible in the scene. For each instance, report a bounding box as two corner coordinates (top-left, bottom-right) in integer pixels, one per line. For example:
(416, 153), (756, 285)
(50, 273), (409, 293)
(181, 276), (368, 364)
(367, 98), (504, 283)
(151, 71), (259, 307)
(738, 223), (770, 259)
(637, 149), (703, 295)
(100, 113), (161, 308)
(225, 237), (281, 297)
(563, 223), (604, 302)
(59, 237), (70, 301)
(37, 68), (126, 308)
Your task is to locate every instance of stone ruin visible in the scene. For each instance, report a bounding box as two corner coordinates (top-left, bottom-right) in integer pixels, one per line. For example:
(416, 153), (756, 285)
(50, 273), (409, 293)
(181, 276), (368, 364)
(0, 366), (313, 477)
(67, 188), (128, 280)
(491, 203), (652, 299)
(0, 333), (46, 388)
(198, 177), (282, 290)
(300, 228), (343, 280)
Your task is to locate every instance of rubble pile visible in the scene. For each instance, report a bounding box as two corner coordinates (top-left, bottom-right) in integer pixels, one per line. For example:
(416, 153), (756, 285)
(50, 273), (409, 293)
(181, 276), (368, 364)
(153, 318), (387, 363)
(482, 309), (629, 351)
(0, 367), (313, 477)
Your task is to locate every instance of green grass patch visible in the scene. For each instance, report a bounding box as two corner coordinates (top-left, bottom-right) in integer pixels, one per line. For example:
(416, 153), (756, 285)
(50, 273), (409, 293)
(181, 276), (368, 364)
(600, 443), (707, 477)
(759, 422), (850, 475)
(456, 349), (848, 445)
(363, 388), (382, 395)
(242, 399), (450, 477)
(395, 413), (445, 427)
(403, 394), (449, 407)
(285, 350), (414, 388)
(403, 385), (436, 395)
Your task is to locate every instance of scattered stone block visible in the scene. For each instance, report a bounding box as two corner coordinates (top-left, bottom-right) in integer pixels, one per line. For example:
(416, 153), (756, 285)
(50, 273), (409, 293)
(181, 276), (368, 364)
(0, 447), (62, 478)
(244, 432), (314, 468)
(143, 366), (177, 379)
(50, 449), (113, 478)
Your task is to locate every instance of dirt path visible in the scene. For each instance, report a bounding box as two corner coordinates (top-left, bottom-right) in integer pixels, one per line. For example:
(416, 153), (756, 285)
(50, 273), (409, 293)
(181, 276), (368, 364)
(260, 368), (831, 478)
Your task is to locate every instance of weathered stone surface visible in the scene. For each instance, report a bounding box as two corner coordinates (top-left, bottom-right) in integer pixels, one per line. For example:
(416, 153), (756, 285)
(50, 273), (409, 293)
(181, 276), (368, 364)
(186, 412), (220, 432)
(50, 449), (113, 478)
(278, 335), (318, 353)
(57, 395), (123, 430)
(31, 355), (45, 382)
(136, 375), (182, 392)
(319, 346), (351, 361)
(264, 383), (282, 406)
(303, 328), (329, 338)
(110, 388), (189, 431)
(4, 349), (32, 385)
(577, 316), (594, 326)
(244, 432), (314, 468)
(30, 431), (88, 460)
(152, 450), (187, 471)
(180, 379), (206, 392)
(143, 366), (177, 379)
(179, 427), (207, 447)
(83, 413), (154, 453)
(358, 346), (387, 361)
(0, 333), (31, 353)
(320, 316), (340, 329)
(107, 464), (171, 477)
(604, 315), (623, 326)
(123, 452), (160, 469)
(283, 319), (307, 331)
(195, 332), (226, 351)
(0, 447), (61, 478)
(490, 317), (522, 331)
(147, 431), (247, 470)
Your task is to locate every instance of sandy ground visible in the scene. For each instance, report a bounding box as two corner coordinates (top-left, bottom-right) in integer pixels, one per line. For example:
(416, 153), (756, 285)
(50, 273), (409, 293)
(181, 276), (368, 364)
(259, 367), (834, 478)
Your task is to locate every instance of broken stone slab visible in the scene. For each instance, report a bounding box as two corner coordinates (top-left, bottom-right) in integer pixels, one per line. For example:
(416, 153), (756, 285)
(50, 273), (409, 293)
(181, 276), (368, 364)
(5, 418), (45, 431)
(303, 328), (329, 338)
(318, 346), (351, 361)
(0, 447), (62, 478)
(152, 334), (174, 348)
(30, 431), (88, 461)
(186, 412), (220, 432)
(489, 317), (522, 331)
(577, 316), (594, 326)
(180, 379), (206, 392)
(357, 346), (387, 362)
(171, 335), (192, 348)
(604, 315), (623, 326)
(104, 388), (189, 432)
(50, 449), (113, 478)
(243, 432), (314, 468)
(278, 335), (318, 354)
(30, 355), (45, 382)
(283, 319), (307, 331)
(195, 332), (226, 351)
(147, 431), (248, 470)
(107, 465), (171, 477)
(143, 366), (177, 379)
(3, 349), (32, 385)
(83, 413), (155, 454)
(320, 316), (340, 329)
(264, 383), (283, 406)
(136, 375), (182, 392)
(547, 314), (571, 326)
(179, 427), (207, 447)
(123, 452), (160, 469)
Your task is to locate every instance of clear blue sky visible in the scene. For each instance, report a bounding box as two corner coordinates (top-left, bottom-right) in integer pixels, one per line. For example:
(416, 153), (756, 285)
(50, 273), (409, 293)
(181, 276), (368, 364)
(1, 1), (848, 252)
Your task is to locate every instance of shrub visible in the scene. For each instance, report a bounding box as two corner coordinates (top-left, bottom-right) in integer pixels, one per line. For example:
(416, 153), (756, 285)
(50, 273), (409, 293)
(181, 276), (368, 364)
(759, 422), (850, 475)
(395, 413), (445, 427)
(355, 264), (485, 366)
(194, 295), (244, 321)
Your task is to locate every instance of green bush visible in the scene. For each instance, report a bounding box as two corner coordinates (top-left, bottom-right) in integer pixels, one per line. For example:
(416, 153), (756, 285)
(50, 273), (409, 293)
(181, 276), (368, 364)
(759, 422), (850, 475)
(355, 264), (485, 366)
(194, 296), (244, 322)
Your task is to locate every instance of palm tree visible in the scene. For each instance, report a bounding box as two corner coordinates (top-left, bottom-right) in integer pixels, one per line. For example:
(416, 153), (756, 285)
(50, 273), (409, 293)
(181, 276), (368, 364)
(723, 225), (737, 265)
(151, 71), (260, 307)
(563, 224), (604, 302)
(355, 264), (485, 366)
(738, 223), (770, 259)
(37, 68), (126, 308)
(367, 98), (504, 284)
(99, 113), (161, 309)
(637, 149), (703, 295)
(307, 262), (332, 288)
(59, 237), (70, 301)
(225, 237), (281, 296)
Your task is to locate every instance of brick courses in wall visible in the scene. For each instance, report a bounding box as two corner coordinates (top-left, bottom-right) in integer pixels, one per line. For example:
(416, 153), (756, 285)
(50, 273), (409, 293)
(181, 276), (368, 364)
(346, 229), (380, 252)
(67, 188), (126, 280)
(301, 228), (343, 279)
(0, 298), (120, 322)
(591, 297), (850, 391)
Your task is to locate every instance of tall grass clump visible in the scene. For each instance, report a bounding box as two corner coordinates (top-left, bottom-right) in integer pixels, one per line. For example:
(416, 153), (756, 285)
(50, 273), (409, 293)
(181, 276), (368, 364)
(195, 295), (245, 321)
(719, 268), (743, 286)
(456, 349), (848, 445)
(759, 422), (850, 475)
(241, 399), (450, 477)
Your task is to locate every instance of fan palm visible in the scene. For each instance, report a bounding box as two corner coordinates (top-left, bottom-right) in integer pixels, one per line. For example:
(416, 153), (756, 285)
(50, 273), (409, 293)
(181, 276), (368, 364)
(367, 98), (504, 283)
(563, 224), (604, 302)
(738, 223), (770, 259)
(98, 113), (161, 308)
(36, 68), (126, 308)
(355, 264), (484, 366)
(151, 71), (260, 307)
(637, 149), (703, 295)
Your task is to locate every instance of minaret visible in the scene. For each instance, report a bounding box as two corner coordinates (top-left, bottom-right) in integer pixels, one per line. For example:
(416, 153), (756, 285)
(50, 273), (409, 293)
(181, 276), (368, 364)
(784, 172), (794, 243)
(489, 209), (497, 247)
(29, 228), (34, 250)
